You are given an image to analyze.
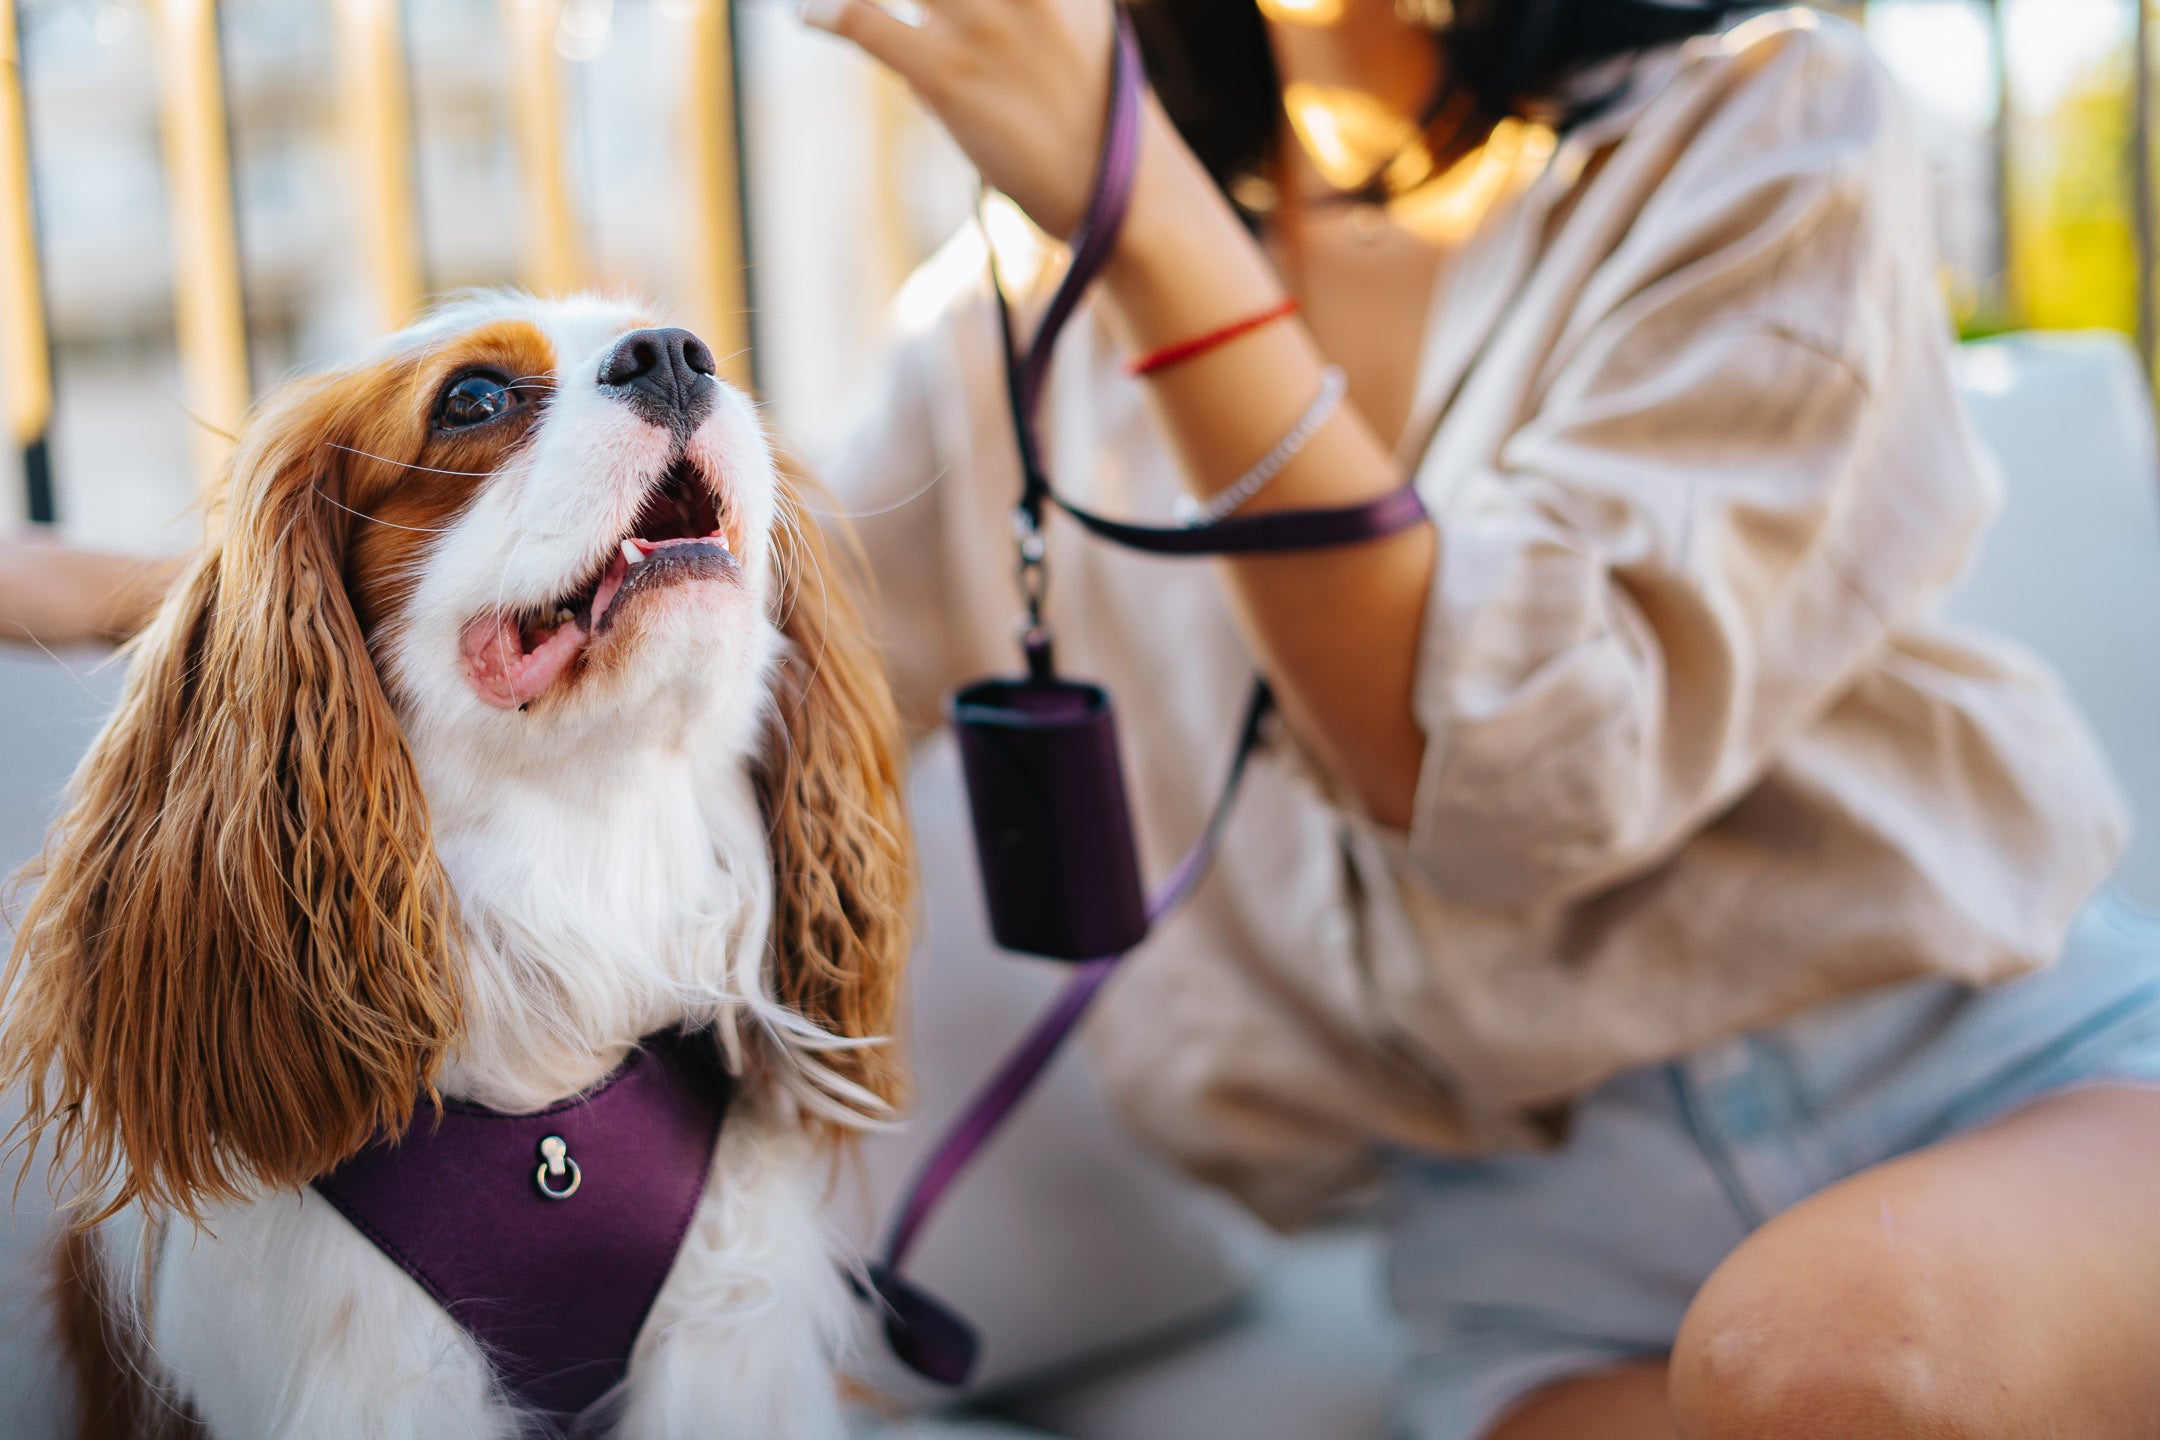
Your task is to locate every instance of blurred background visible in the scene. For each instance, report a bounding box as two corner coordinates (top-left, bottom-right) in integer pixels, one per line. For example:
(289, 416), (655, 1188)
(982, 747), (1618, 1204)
(0, 0), (2152, 554)
(0, 0), (980, 552)
(4, 5), (2160, 1435)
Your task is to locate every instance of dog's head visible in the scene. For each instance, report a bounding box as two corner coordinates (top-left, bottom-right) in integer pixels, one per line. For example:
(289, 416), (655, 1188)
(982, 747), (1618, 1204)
(4, 294), (910, 1219)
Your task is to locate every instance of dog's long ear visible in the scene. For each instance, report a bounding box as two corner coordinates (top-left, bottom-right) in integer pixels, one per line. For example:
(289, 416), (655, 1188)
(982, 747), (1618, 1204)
(3, 375), (463, 1222)
(759, 458), (913, 1124)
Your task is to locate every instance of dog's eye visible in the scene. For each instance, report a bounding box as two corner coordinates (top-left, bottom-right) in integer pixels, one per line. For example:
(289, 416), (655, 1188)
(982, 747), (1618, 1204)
(436, 373), (514, 430)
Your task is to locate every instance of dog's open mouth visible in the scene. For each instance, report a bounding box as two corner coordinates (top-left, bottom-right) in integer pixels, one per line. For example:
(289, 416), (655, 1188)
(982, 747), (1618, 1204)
(462, 458), (737, 709)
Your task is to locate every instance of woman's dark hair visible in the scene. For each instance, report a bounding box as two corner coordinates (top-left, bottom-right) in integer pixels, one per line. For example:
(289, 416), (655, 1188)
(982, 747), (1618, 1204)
(1124, 0), (1757, 202)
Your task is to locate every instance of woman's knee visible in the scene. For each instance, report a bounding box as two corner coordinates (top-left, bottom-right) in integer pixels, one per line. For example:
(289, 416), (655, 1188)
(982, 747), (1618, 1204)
(1668, 1223), (1998, 1440)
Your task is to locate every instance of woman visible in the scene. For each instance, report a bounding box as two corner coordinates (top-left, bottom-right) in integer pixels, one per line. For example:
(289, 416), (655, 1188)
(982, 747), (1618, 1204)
(800, 0), (2160, 1436)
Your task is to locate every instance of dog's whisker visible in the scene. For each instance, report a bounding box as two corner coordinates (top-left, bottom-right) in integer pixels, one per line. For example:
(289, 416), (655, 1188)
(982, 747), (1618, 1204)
(800, 464), (950, 521)
(327, 443), (495, 478)
(310, 487), (459, 534)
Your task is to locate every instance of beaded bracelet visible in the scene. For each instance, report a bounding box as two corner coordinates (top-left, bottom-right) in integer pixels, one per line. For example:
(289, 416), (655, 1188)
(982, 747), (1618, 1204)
(1174, 366), (1350, 528)
(1127, 298), (1301, 377)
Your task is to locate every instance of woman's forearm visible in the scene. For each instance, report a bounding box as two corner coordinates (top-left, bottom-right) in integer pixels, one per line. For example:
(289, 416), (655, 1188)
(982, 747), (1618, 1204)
(1101, 100), (1436, 828)
(0, 536), (177, 647)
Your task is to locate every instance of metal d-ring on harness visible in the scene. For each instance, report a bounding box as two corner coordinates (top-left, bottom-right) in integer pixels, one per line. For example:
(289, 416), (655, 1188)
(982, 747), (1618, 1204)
(534, 1134), (581, 1200)
(861, 13), (1432, 1387)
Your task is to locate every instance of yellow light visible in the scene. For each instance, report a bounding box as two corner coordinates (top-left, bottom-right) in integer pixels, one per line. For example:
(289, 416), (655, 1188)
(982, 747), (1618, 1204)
(0, 0), (52, 451)
(1388, 117), (1557, 246)
(335, 0), (425, 331)
(1256, 0), (1346, 26)
(503, 0), (582, 297)
(152, 0), (251, 488)
(669, 0), (754, 391)
(1283, 82), (1421, 193)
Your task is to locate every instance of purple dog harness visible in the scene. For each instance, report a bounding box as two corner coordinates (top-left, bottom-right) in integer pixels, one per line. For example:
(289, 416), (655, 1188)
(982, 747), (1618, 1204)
(313, 1030), (732, 1425)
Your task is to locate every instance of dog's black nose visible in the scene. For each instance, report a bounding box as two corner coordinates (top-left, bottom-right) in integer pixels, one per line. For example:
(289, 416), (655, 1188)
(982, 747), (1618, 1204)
(599, 327), (717, 437)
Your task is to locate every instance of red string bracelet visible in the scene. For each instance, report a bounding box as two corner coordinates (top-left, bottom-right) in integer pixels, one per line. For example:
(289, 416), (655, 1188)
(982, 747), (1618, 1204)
(1126, 298), (1300, 377)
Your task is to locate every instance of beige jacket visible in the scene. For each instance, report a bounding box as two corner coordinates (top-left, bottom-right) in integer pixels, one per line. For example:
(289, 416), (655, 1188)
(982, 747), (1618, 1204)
(825, 8), (2128, 1227)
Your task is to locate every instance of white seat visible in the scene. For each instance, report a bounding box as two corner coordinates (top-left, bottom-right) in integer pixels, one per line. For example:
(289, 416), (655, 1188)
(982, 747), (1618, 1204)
(989, 1226), (1400, 1440)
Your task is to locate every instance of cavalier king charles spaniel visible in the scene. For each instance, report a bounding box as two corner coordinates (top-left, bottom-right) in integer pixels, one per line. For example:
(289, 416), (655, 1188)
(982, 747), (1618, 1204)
(3, 293), (911, 1438)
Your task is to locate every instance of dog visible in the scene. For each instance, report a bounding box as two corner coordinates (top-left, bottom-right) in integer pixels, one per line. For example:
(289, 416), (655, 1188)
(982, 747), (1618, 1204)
(3, 292), (912, 1438)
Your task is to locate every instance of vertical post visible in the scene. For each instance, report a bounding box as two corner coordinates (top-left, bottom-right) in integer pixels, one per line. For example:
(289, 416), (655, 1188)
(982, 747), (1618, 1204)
(674, 0), (754, 391)
(152, 0), (251, 489)
(503, 0), (583, 297)
(1990, 0), (2018, 322)
(0, 0), (54, 523)
(335, 0), (426, 331)
(2136, 0), (2156, 380)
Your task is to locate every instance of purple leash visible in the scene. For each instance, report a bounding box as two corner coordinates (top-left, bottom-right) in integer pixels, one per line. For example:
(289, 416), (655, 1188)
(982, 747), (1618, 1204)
(865, 683), (1271, 1385)
(864, 8), (1428, 1386)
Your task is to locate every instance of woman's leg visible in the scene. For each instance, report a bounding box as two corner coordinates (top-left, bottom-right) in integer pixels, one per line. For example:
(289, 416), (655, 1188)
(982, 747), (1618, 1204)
(1488, 1085), (2160, 1440)
(1483, 1363), (1675, 1440)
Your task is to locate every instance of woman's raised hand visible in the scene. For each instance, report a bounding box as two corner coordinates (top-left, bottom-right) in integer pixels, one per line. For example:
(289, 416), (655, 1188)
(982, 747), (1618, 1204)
(795, 0), (1116, 239)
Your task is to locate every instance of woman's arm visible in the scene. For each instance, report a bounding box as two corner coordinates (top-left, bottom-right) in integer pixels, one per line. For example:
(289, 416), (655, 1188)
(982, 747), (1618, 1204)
(0, 535), (177, 647)
(1101, 101), (1437, 827)
(801, 2), (1952, 900)
(800, 0), (1435, 824)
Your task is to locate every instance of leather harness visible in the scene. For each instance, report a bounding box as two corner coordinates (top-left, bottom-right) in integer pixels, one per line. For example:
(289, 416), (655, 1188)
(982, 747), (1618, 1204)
(313, 1030), (731, 1426)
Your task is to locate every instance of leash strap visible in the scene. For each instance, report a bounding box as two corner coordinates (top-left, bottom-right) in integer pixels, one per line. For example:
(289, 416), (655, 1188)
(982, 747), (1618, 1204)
(865, 681), (1271, 1385)
(869, 7), (1427, 1386)
(879, 679), (1272, 1273)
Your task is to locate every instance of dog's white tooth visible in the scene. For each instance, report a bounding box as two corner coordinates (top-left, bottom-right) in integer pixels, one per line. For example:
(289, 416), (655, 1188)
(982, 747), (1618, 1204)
(621, 538), (642, 566)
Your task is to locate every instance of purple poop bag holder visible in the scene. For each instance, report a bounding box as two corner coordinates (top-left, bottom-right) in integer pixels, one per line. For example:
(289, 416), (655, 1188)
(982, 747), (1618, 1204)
(863, 11), (1430, 1386)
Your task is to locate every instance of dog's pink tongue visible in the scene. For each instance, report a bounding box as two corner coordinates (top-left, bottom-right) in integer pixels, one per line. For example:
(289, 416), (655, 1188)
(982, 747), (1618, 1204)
(461, 614), (584, 709)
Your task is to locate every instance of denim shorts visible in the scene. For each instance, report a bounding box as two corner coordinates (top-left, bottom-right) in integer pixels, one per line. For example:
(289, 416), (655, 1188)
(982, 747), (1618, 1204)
(1382, 891), (2160, 1440)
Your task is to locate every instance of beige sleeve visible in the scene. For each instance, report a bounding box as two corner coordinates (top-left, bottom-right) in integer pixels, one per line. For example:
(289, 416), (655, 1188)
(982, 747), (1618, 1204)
(816, 326), (970, 743)
(1401, 29), (1990, 908)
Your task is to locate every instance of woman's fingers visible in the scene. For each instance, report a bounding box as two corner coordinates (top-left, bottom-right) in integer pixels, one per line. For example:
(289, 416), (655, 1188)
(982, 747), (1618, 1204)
(795, 0), (939, 85)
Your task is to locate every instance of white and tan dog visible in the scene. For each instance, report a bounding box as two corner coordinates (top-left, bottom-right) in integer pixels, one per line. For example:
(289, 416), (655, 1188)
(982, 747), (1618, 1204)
(4, 293), (910, 1438)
